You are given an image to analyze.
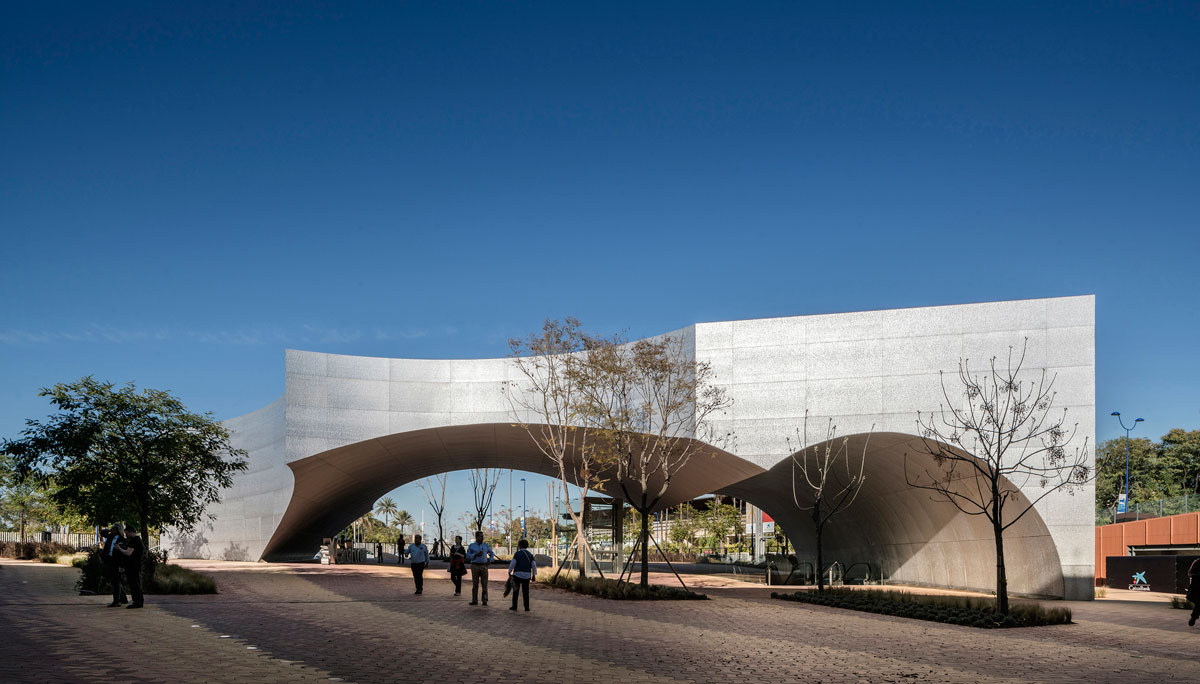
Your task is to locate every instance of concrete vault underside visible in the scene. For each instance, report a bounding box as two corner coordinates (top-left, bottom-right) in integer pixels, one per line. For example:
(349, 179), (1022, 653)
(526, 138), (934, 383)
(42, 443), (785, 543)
(267, 424), (1065, 598)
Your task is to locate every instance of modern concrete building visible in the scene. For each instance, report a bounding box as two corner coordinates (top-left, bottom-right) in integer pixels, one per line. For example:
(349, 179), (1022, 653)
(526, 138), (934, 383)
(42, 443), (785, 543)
(167, 295), (1095, 599)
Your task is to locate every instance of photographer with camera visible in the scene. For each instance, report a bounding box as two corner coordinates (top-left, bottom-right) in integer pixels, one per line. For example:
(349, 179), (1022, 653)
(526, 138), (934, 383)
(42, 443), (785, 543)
(116, 524), (146, 609)
(100, 524), (128, 607)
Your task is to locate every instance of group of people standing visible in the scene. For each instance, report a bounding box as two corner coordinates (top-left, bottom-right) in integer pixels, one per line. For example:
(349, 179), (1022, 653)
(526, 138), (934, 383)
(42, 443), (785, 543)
(431, 531), (538, 611)
(99, 523), (146, 609)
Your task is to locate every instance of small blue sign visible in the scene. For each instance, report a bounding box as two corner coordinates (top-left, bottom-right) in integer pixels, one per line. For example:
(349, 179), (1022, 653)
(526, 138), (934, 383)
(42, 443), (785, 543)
(1117, 493), (1128, 514)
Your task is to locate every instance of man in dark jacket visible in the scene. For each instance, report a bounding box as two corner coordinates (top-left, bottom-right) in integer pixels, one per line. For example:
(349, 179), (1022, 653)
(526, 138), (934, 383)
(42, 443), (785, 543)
(1188, 557), (1200, 627)
(117, 524), (146, 609)
(102, 524), (127, 607)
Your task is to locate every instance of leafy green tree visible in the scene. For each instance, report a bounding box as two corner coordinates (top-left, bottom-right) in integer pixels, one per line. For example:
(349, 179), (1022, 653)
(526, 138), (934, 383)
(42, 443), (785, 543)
(668, 506), (698, 552)
(1095, 437), (1170, 507)
(374, 496), (399, 529)
(1, 377), (248, 545)
(699, 499), (741, 553)
(0, 461), (54, 539)
(1161, 429), (1200, 495)
(394, 509), (414, 537)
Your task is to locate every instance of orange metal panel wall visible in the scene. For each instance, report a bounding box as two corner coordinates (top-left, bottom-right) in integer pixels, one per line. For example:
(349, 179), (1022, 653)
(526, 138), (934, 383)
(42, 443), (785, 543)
(1096, 512), (1200, 582)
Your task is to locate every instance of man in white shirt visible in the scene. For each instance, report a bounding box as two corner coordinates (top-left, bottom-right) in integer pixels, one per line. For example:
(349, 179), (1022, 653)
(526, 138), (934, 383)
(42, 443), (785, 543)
(466, 530), (494, 606)
(507, 538), (537, 612)
(405, 534), (429, 595)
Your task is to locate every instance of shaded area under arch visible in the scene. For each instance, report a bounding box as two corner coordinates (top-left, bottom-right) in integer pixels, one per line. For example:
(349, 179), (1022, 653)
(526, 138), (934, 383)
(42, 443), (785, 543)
(717, 432), (1066, 597)
(262, 423), (763, 561)
(261, 424), (1066, 598)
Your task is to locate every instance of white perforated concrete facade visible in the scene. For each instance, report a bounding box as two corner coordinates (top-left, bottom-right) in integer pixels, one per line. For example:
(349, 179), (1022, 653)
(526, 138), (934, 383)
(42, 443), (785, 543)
(167, 295), (1095, 599)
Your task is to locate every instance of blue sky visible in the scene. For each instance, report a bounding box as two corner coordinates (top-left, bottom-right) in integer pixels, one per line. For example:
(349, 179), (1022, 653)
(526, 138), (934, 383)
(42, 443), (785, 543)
(3, 2), (1197, 530)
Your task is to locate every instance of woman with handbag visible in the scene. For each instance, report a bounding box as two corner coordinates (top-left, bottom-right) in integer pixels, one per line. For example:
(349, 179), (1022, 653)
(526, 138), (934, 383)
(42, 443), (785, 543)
(448, 535), (467, 596)
(507, 538), (537, 612)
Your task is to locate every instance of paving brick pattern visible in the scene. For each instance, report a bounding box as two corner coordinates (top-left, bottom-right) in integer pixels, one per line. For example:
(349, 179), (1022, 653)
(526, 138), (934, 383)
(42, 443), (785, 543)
(2, 558), (1197, 683)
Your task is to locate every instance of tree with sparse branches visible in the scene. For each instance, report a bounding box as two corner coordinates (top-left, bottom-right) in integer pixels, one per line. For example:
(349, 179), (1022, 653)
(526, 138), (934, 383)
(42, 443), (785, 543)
(904, 340), (1090, 614)
(576, 333), (731, 588)
(506, 318), (608, 578)
(467, 468), (501, 533)
(787, 413), (872, 592)
(417, 473), (449, 556)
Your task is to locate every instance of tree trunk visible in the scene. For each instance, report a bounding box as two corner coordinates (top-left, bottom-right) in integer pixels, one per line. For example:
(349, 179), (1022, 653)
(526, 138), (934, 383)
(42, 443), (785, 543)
(994, 521), (1009, 614)
(813, 504), (825, 592)
(815, 524), (825, 592)
(639, 508), (650, 588)
(576, 530), (587, 578)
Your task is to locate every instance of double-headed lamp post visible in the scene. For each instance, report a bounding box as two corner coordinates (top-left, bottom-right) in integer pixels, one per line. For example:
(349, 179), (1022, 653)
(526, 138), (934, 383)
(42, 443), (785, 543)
(521, 477), (527, 539)
(1111, 412), (1144, 513)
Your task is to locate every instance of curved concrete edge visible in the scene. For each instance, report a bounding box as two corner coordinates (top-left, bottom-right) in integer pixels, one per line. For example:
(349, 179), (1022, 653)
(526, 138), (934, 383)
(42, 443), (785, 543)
(261, 423), (765, 561)
(718, 432), (1067, 597)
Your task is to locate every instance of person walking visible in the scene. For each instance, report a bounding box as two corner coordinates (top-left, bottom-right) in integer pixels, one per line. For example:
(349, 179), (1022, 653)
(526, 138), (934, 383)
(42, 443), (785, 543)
(507, 538), (537, 612)
(406, 534), (429, 595)
(116, 524), (146, 609)
(466, 530), (494, 606)
(1188, 557), (1200, 627)
(397, 534), (406, 565)
(448, 535), (467, 596)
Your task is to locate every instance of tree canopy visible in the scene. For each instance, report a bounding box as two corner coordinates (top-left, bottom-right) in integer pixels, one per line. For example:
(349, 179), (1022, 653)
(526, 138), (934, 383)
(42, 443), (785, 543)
(2, 377), (248, 541)
(1096, 428), (1200, 507)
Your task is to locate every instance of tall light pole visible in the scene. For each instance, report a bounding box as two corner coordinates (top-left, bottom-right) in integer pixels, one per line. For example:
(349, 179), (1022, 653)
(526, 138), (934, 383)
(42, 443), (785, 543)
(521, 477), (527, 539)
(1111, 412), (1144, 514)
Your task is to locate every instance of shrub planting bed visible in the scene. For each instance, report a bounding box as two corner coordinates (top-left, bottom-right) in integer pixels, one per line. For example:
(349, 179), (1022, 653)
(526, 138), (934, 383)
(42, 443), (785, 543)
(76, 547), (218, 595)
(1170, 596), (1195, 611)
(771, 588), (1072, 628)
(546, 573), (707, 600)
(0, 540), (78, 560)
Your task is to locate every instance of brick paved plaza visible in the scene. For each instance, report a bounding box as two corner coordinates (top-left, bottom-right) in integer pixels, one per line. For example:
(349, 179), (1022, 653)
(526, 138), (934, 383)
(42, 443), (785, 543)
(2, 558), (1197, 683)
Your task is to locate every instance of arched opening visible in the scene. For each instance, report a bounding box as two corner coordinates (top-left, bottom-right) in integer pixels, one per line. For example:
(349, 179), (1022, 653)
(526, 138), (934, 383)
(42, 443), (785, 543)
(261, 423), (763, 561)
(262, 425), (1065, 598)
(717, 432), (1066, 597)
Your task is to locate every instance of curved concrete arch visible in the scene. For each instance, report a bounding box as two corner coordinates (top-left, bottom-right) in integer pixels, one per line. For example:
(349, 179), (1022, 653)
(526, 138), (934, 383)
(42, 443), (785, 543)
(717, 432), (1066, 597)
(262, 422), (765, 561)
(175, 296), (1094, 597)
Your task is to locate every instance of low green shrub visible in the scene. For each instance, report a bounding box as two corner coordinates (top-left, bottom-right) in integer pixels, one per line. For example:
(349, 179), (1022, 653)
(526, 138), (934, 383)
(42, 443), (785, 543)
(546, 572), (707, 600)
(0, 540), (78, 560)
(771, 588), (1071, 628)
(149, 563), (217, 594)
(39, 554), (59, 563)
(1170, 596), (1195, 610)
(76, 547), (216, 595)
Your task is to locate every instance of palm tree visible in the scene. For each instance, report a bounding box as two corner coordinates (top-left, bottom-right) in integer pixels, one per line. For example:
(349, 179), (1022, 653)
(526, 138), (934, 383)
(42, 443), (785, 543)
(395, 509), (414, 536)
(375, 496), (399, 529)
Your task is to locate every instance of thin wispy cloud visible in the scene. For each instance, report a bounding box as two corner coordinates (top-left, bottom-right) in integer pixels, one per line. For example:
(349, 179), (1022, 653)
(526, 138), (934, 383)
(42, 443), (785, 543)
(0, 324), (457, 347)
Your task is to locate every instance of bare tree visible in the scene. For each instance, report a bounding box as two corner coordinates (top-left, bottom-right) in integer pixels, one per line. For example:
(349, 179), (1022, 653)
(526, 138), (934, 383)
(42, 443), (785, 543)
(787, 414), (872, 592)
(468, 468), (501, 534)
(417, 473), (449, 556)
(904, 340), (1090, 614)
(507, 318), (609, 578)
(576, 333), (731, 588)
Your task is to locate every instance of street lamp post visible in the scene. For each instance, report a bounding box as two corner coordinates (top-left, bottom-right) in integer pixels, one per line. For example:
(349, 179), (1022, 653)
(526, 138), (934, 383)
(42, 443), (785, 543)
(521, 477), (527, 539)
(1111, 412), (1144, 515)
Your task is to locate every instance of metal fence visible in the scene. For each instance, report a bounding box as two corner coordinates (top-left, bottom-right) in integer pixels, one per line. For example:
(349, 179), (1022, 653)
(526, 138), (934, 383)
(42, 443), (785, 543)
(0, 531), (161, 549)
(1096, 493), (1200, 525)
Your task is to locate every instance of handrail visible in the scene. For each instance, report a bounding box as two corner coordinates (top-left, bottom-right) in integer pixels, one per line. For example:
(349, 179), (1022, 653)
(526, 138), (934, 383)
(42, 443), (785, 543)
(842, 562), (875, 583)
